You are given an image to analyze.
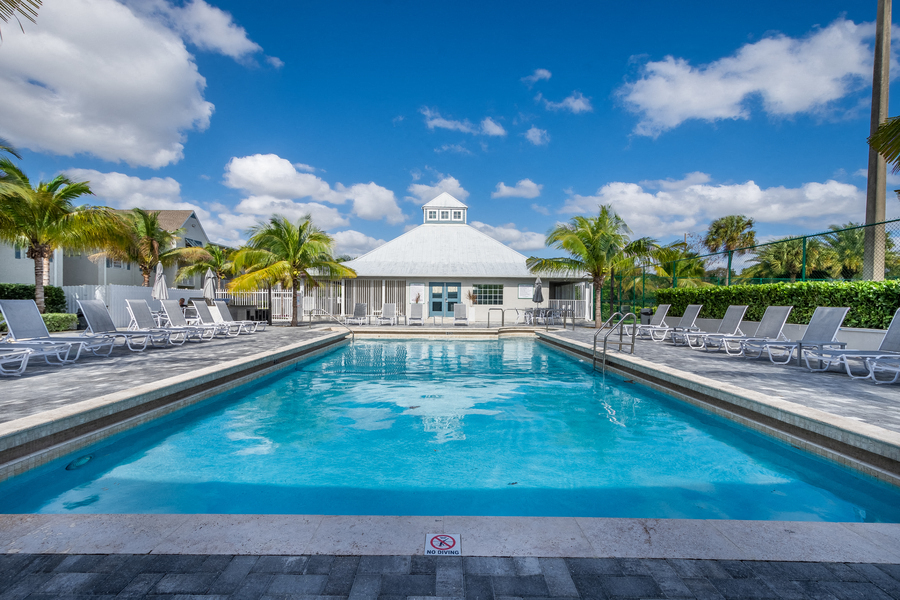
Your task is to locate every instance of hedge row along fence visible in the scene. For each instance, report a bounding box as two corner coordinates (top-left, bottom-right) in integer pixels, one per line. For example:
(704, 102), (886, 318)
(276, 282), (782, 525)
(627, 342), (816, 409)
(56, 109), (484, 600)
(655, 280), (900, 330)
(0, 313), (77, 333)
(0, 284), (67, 314)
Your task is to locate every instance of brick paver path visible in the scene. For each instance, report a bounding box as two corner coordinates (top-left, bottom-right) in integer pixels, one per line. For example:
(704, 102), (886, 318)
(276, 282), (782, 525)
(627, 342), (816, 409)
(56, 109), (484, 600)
(2, 553), (900, 599)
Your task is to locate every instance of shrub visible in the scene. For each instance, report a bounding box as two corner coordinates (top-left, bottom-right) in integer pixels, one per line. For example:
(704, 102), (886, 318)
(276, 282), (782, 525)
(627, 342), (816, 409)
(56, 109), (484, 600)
(0, 312), (77, 333)
(0, 284), (67, 313)
(655, 280), (900, 329)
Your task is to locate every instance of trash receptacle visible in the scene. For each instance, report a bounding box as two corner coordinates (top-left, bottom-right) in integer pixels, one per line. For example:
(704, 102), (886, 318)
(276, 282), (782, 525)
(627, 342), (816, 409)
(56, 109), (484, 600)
(640, 308), (653, 325)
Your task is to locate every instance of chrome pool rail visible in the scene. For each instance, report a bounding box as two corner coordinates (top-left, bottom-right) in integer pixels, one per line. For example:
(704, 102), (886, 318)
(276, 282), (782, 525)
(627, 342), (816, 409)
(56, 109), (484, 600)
(593, 312), (637, 373)
(307, 308), (355, 344)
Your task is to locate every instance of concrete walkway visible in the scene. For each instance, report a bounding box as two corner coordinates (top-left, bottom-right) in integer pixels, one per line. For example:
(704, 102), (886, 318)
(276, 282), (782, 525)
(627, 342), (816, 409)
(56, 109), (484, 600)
(548, 326), (900, 435)
(2, 552), (900, 600)
(0, 327), (335, 425)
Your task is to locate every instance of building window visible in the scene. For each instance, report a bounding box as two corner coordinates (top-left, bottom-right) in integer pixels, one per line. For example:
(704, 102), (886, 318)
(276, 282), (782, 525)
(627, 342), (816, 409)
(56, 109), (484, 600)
(452, 210), (463, 221)
(440, 210), (450, 220)
(473, 284), (503, 305)
(106, 258), (123, 269)
(14, 245), (23, 259)
(184, 238), (203, 247)
(427, 210), (437, 220)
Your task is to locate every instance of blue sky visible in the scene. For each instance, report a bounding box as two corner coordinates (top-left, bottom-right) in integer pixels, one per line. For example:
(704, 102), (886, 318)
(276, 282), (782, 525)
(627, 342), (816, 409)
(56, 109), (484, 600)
(1, 0), (898, 257)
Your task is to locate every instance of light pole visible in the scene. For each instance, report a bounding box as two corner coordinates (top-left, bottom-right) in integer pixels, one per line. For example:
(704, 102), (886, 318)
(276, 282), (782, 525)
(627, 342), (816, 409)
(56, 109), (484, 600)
(864, 0), (891, 280)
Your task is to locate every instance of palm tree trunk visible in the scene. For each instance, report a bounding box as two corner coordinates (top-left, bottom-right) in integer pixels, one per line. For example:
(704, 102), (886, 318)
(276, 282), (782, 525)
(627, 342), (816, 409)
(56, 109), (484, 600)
(31, 248), (46, 313)
(594, 276), (603, 328)
(291, 278), (299, 327)
(142, 268), (151, 286)
(42, 256), (50, 286)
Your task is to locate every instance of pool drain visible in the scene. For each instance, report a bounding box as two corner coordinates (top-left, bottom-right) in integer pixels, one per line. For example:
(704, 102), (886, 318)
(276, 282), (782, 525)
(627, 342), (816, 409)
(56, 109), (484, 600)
(65, 455), (93, 470)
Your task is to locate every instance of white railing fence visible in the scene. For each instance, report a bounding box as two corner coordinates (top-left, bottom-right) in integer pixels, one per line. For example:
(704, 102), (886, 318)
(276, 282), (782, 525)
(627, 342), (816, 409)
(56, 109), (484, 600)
(548, 299), (588, 319)
(63, 284), (197, 328)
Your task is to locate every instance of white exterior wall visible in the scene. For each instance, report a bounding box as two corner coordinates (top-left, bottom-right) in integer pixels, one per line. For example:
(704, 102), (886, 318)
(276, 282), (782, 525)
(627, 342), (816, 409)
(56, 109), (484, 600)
(0, 244), (63, 286)
(61, 214), (209, 288)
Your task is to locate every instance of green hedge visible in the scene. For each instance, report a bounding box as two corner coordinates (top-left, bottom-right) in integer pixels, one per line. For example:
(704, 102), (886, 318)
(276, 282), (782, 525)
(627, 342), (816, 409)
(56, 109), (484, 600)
(655, 280), (900, 329)
(0, 312), (77, 333)
(0, 284), (67, 313)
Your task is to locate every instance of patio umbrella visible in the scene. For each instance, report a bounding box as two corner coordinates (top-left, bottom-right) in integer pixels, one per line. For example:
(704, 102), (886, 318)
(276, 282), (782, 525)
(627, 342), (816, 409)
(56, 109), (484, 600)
(532, 276), (544, 323)
(203, 268), (216, 303)
(532, 276), (543, 305)
(151, 263), (168, 300)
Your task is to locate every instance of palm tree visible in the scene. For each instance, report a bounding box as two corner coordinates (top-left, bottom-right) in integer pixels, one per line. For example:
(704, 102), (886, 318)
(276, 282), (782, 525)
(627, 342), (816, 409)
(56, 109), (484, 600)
(0, 0), (40, 37)
(703, 215), (757, 254)
(703, 215), (757, 285)
(526, 205), (656, 327)
(229, 215), (357, 327)
(0, 137), (22, 160)
(94, 208), (210, 286)
(0, 159), (119, 312)
(175, 244), (233, 288)
(652, 242), (710, 287)
(743, 237), (840, 282)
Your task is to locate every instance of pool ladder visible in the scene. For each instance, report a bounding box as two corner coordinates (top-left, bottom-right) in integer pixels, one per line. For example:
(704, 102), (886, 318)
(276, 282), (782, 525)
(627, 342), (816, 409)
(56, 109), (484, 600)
(306, 308), (354, 344)
(592, 312), (637, 373)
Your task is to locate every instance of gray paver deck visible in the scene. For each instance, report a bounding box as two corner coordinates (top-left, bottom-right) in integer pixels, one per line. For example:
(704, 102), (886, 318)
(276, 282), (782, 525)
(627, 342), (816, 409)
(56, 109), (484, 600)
(0, 327), (337, 425)
(1, 553), (898, 600)
(547, 326), (900, 435)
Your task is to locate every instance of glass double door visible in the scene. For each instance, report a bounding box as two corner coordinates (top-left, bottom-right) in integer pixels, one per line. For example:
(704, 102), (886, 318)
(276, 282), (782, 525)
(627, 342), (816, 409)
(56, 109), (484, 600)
(429, 282), (460, 317)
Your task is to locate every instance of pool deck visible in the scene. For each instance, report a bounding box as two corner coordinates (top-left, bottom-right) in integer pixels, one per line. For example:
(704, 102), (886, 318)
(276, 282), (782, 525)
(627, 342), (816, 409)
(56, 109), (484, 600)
(1, 323), (899, 598)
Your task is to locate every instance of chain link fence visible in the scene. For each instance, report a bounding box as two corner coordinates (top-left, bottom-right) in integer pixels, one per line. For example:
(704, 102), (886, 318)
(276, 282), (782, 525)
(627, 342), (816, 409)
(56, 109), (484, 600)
(595, 218), (900, 318)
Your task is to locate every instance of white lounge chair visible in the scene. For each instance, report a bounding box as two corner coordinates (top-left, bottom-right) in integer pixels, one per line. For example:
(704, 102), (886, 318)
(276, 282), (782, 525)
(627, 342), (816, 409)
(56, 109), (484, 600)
(710, 306), (794, 356)
(346, 303), (368, 326)
(213, 300), (266, 333)
(741, 306), (849, 365)
(125, 299), (192, 345)
(803, 307), (900, 378)
(78, 300), (162, 351)
(453, 303), (469, 326)
(0, 346), (32, 376)
(159, 299), (217, 340)
(684, 305), (749, 351)
(0, 299), (114, 362)
(408, 303), (424, 326)
(864, 356), (900, 384)
(643, 304), (702, 342)
(377, 303), (398, 326)
(632, 304), (671, 338)
(191, 300), (237, 337)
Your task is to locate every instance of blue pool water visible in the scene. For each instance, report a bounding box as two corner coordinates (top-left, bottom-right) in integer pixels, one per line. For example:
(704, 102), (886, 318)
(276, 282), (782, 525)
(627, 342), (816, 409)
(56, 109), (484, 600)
(2, 339), (899, 520)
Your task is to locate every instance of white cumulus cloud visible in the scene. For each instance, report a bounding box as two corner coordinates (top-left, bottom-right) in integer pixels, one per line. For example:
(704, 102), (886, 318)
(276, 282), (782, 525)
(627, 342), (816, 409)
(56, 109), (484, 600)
(492, 179), (543, 199)
(620, 19), (877, 136)
(481, 117), (507, 136)
(525, 126), (550, 146)
(224, 154), (344, 203)
(126, 0), (264, 62)
(235, 196), (350, 230)
(420, 107), (476, 134)
(332, 230), (386, 257)
(420, 107), (508, 137)
(521, 68), (552, 87)
(561, 172), (866, 237)
(470, 222), (546, 251)
(538, 91), (593, 113)
(337, 182), (405, 225)
(0, 0), (214, 168)
(407, 176), (470, 205)
(224, 154), (404, 223)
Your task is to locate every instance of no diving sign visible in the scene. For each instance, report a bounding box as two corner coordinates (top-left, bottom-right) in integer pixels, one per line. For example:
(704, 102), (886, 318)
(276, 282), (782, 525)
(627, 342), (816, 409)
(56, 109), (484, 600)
(425, 533), (461, 556)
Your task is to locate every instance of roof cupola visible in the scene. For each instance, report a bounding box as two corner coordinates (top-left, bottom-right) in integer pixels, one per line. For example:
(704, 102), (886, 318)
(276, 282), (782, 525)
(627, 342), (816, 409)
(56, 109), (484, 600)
(422, 192), (467, 224)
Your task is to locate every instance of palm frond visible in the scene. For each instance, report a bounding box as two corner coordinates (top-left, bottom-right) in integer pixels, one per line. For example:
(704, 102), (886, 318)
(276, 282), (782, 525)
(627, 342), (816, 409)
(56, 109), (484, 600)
(869, 116), (900, 172)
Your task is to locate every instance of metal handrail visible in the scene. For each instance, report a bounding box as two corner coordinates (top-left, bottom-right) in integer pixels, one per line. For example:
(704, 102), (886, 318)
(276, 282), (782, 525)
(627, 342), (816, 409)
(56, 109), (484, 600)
(592, 312), (637, 373)
(307, 308), (355, 344)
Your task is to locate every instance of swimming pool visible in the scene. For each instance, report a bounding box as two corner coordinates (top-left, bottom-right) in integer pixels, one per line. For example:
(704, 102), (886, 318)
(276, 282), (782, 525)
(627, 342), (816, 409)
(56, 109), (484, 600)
(1, 339), (899, 520)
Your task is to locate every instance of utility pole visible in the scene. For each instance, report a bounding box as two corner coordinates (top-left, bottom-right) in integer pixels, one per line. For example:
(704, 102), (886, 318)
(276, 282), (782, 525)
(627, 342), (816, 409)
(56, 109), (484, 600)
(864, 0), (891, 280)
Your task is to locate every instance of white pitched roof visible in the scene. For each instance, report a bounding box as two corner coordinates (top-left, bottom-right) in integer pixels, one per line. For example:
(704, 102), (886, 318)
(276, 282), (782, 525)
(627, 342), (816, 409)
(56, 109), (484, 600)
(422, 192), (468, 209)
(343, 223), (534, 278)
